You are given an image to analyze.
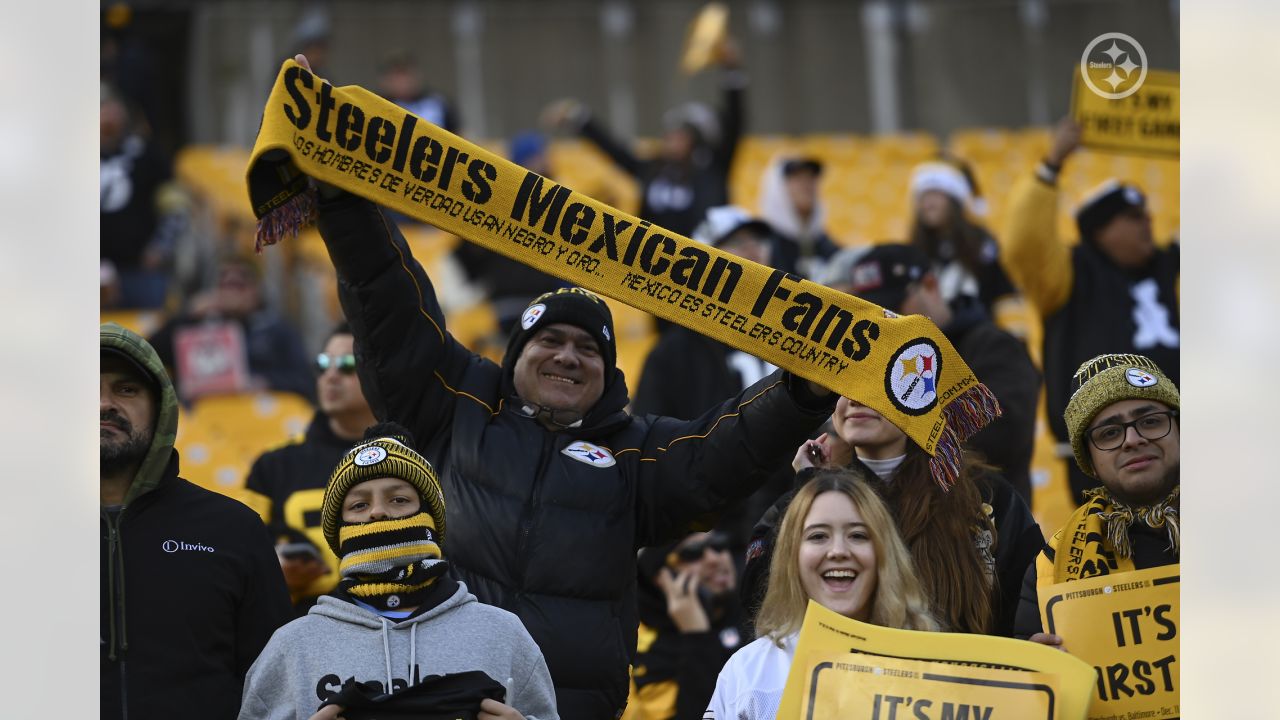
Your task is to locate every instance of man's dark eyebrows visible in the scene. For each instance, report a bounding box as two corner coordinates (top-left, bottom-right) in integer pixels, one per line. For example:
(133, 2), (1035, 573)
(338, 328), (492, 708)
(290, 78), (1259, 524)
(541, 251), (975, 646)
(1090, 403), (1161, 429)
(561, 326), (598, 347)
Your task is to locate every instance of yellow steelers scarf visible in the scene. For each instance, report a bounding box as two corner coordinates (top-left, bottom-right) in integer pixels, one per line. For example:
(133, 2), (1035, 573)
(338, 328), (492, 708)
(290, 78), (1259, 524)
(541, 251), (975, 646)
(338, 512), (447, 612)
(1040, 486), (1180, 585)
(246, 60), (1000, 488)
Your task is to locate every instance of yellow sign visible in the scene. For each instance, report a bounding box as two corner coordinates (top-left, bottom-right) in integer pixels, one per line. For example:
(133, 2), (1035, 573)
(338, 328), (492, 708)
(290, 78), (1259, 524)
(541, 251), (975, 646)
(796, 652), (1059, 720)
(779, 601), (1097, 720)
(1071, 69), (1179, 158)
(1039, 565), (1180, 720)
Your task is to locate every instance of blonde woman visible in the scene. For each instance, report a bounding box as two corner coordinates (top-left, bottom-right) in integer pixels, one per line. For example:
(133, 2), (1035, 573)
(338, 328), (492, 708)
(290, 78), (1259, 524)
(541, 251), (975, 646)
(706, 470), (936, 720)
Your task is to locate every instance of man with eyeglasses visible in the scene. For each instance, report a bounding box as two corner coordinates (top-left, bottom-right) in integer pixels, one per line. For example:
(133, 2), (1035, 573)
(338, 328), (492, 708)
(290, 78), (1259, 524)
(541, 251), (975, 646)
(1014, 353), (1180, 646)
(627, 531), (745, 720)
(1002, 118), (1179, 505)
(243, 322), (377, 615)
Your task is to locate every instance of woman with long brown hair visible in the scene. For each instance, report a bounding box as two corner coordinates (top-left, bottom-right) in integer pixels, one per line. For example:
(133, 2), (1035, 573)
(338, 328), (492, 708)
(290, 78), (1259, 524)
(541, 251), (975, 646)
(742, 397), (1043, 637)
(706, 470), (936, 720)
(908, 159), (1018, 314)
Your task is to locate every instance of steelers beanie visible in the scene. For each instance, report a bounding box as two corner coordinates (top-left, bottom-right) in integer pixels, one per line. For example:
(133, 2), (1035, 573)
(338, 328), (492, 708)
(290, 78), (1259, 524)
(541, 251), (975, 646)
(502, 287), (617, 372)
(1064, 354), (1180, 478)
(321, 422), (446, 555)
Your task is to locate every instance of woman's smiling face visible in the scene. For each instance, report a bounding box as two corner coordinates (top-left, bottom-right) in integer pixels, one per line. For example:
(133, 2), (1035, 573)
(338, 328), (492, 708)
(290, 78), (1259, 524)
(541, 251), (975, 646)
(797, 490), (879, 621)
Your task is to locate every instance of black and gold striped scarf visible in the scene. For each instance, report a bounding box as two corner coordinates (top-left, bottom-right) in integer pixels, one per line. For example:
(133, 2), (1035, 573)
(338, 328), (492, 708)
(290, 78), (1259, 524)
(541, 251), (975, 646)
(337, 512), (448, 612)
(1044, 486), (1180, 584)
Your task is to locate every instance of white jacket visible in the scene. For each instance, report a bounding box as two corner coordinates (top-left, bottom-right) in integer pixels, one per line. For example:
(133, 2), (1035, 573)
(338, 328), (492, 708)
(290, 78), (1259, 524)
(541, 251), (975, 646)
(705, 634), (797, 720)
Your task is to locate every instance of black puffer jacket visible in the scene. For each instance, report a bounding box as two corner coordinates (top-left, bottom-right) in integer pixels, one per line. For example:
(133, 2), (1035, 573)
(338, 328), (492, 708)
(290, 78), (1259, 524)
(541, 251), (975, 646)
(316, 196), (835, 719)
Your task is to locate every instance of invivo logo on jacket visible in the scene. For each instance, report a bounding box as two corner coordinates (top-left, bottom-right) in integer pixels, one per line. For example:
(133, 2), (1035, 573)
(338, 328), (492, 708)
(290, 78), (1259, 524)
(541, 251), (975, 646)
(162, 539), (216, 553)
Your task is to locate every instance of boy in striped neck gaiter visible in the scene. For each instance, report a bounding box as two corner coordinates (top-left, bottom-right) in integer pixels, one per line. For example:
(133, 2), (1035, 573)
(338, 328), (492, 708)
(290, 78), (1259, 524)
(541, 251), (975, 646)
(320, 423), (449, 616)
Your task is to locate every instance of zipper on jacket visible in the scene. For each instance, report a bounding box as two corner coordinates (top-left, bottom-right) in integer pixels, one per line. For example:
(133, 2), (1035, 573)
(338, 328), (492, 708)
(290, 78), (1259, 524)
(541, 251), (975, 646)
(512, 432), (555, 591)
(119, 660), (129, 720)
(104, 510), (123, 660)
(104, 507), (130, 719)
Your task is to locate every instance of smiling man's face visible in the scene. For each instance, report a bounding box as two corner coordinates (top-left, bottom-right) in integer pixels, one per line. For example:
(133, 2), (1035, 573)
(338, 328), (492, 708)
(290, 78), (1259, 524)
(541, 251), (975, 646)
(512, 323), (605, 417)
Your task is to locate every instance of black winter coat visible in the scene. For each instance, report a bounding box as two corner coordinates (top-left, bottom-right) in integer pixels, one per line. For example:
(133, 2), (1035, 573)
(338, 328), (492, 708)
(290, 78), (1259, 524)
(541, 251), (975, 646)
(101, 453), (293, 720)
(944, 297), (1040, 501)
(316, 196), (835, 719)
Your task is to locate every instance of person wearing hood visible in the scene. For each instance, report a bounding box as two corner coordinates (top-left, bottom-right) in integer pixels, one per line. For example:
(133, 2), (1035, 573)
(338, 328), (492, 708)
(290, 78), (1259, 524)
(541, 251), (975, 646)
(303, 119), (836, 718)
(100, 322), (292, 720)
(756, 156), (840, 280)
(822, 243), (1040, 501)
(239, 424), (557, 720)
(1002, 118), (1179, 505)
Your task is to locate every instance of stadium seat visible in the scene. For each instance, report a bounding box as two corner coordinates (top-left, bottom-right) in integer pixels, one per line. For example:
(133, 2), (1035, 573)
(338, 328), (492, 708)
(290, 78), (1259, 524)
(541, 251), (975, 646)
(175, 391), (314, 500)
(101, 310), (165, 338)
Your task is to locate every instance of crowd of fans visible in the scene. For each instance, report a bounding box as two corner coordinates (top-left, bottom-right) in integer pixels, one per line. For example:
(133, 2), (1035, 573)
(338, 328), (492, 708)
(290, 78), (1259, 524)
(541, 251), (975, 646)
(100, 12), (1179, 720)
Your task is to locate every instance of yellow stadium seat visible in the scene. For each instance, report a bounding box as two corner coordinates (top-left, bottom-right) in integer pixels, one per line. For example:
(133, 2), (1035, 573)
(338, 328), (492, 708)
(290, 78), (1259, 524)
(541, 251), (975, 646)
(447, 301), (500, 358)
(101, 310), (165, 338)
(175, 391), (313, 500)
(189, 391), (313, 453)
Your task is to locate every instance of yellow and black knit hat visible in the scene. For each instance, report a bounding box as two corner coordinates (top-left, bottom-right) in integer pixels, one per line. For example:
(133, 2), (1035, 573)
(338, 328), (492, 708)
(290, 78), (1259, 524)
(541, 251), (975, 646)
(1065, 354), (1180, 477)
(321, 423), (446, 555)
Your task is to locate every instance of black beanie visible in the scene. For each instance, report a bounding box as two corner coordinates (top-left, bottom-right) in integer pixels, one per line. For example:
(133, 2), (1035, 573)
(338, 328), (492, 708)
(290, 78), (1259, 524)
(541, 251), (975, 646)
(502, 287), (617, 373)
(1075, 180), (1146, 243)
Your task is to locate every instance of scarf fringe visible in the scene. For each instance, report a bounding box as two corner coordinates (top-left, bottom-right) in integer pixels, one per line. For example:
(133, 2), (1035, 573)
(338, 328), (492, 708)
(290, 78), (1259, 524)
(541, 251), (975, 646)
(1088, 485), (1180, 559)
(927, 381), (1002, 491)
(254, 185), (317, 253)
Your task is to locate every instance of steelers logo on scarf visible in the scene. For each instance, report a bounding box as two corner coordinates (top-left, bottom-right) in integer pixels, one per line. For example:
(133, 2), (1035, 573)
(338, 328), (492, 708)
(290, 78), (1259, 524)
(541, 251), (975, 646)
(337, 511), (448, 612)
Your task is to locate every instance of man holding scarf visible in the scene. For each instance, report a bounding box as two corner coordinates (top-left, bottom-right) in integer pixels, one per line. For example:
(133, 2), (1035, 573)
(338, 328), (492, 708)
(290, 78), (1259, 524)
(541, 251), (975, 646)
(1014, 353), (1180, 645)
(287, 50), (836, 716)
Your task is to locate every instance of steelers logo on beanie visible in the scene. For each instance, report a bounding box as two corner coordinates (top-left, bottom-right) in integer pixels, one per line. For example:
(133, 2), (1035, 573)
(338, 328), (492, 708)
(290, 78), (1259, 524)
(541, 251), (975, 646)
(321, 422), (446, 555)
(502, 287), (617, 373)
(1064, 353), (1179, 477)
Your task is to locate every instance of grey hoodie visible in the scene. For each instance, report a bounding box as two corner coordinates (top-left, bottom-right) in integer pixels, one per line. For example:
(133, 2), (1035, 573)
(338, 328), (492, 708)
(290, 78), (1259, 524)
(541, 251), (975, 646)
(239, 581), (558, 720)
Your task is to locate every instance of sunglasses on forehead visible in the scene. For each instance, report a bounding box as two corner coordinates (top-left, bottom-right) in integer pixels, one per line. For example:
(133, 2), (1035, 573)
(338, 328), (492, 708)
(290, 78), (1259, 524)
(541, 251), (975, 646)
(314, 353), (357, 375)
(673, 532), (731, 563)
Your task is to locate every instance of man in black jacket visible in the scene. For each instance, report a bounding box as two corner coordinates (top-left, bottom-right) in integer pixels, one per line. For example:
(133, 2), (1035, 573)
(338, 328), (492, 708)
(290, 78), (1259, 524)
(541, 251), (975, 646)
(630, 532), (746, 720)
(243, 322), (377, 615)
(833, 243), (1040, 501)
(312, 186), (836, 718)
(543, 38), (745, 239)
(1003, 118), (1179, 504)
(100, 322), (292, 720)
